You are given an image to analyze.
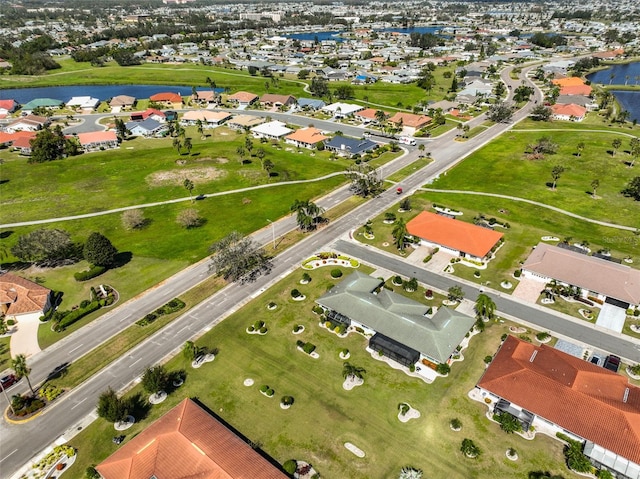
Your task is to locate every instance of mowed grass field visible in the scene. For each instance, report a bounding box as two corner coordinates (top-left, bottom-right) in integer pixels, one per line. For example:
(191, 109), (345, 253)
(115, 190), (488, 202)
(67, 266), (568, 479)
(431, 120), (640, 227)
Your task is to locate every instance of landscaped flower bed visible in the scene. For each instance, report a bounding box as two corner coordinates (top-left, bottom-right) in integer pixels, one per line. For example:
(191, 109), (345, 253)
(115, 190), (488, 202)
(302, 252), (359, 270)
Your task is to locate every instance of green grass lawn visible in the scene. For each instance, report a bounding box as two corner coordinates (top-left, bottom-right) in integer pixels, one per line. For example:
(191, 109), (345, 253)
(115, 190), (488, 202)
(66, 265), (568, 479)
(0, 336), (10, 371)
(429, 125), (640, 227)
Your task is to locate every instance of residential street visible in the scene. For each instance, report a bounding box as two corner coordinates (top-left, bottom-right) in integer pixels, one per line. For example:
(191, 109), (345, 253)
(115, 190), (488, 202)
(3, 63), (612, 478)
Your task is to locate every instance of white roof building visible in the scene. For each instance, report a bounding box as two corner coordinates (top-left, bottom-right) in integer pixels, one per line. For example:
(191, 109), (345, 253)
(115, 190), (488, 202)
(321, 102), (364, 117)
(250, 120), (292, 139)
(66, 96), (101, 110)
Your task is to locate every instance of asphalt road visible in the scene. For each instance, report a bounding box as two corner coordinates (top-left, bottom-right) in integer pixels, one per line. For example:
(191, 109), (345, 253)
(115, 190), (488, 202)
(0, 63), (590, 477)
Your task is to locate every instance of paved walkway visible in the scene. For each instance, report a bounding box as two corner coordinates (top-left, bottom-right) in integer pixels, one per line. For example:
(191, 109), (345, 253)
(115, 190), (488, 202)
(10, 313), (42, 358)
(420, 188), (637, 231)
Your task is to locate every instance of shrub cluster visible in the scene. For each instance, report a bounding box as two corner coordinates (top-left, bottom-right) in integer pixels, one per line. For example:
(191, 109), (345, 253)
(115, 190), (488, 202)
(291, 289), (302, 298)
(39, 384), (64, 402)
(312, 305), (324, 315)
(330, 268), (343, 278)
(54, 300), (102, 331)
(283, 460), (297, 474)
(136, 298), (186, 326)
(74, 265), (107, 282)
(296, 340), (316, 354)
(11, 395), (46, 416)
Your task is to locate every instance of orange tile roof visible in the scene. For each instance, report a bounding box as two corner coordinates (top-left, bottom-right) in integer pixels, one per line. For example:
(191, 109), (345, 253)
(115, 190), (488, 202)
(285, 127), (328, 144)
(227, 91), (258, 103)
(149, 92), (183, 103)
(551, 77), (586, 87)
(0, 273), (51, 316)
(354, 108), (386, 120)
(96, 399), (288, 479)
(479, 336), (640, 464)
(388, 112), (432, 129)
(259, 94), (295, 104)
(77, 131), (118, 145)
(0, 130), (35, 145)
(406, 211), (503, 258)
(551, 103), (587, 118)
(559, 84), (592, 96)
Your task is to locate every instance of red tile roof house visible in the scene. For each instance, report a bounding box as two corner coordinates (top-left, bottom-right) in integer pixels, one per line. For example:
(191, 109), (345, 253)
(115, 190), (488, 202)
(407, 211), (504, 263)
(551, 103), (588, 122)
(0, 99), (19, 116)
(227, 91), (259, 107)
(354, 108), (387, 125)
(130, 108), (166, 122)
(77, 131), (119, 152)
(522, 242), (640, 308)
(387, 112), (432, 136)
(96, 398), (289, 479)
(5, 114), (50, 133)
(284, 127), (328, 149)
(477, 335), (640, 479)
(0, 273), (52, 320)
(259, 94), (296, 108)
(11, 134), (36, 156)
(149, 92), (183, 109)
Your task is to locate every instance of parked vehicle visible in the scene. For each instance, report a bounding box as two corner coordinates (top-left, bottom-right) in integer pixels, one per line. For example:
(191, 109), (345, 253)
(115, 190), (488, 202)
(398, 136), (417, 146)
(604, 355), (621, 372)
(0, 374), (18, 389)
(396, 187), (403, 195)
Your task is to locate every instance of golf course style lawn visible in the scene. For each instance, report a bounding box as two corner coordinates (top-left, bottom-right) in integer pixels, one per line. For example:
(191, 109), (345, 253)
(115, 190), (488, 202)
(429, 123), (640, 228)
(67, 266), (568, 479)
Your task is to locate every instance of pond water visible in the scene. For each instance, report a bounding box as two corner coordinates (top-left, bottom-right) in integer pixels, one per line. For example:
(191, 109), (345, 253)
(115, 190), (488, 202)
(587, 63), (640, 122)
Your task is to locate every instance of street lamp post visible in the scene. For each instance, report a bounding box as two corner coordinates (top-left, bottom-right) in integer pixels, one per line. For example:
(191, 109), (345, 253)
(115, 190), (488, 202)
(266, 219), (275, 250)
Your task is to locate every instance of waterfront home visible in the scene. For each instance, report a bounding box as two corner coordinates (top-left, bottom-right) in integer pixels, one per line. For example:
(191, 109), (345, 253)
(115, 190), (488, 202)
(66, 96), (100, 112)
(109, 95), (136, 111)
(149, 92), (183, 109)
(21, 98), (63, 114)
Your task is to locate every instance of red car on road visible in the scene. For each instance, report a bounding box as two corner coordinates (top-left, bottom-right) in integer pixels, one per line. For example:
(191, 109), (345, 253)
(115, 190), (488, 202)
(0, 374), (19, 390)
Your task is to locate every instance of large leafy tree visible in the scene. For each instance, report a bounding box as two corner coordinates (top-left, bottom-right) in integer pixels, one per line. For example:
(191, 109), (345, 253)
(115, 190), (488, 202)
(28, 125), (67, 163)
(550, 165), (565, 190)
(448, 286), (465, 302)
(621, 176), (640, 200)
(530, 105), (551, 122)
(630, 137), (640, 167)
(487, 101), (513, 123)
(12, 354), (35, 396)
(209, 231), (272, 283)
(83, 232), (118, 268)
(290, 199), (325, 232)
(11, 228), (76, 266)
(141, 366), (169, 395)
(345, 163), (384, 197)
(97, 388), (129, 423)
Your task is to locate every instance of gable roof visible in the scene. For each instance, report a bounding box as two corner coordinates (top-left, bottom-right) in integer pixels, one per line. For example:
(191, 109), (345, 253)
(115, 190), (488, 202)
(354, 108), (386, 120)
(259, 93), (296, 104)
(0, 273), (51, 316)
(317, 271), (474, 363)
(522, 242), (640, 305)
(22, 98), (63, 110)
(479, 335), (640, 464)
(407, 211), (503, 258)
(387, 112), (432, 128)
(109, 95), (136, 107)
(96, 399), (288, 479)
(0, 130), (35, 145)
(285, 127), (328, 145)
(0, 99), (18, 111)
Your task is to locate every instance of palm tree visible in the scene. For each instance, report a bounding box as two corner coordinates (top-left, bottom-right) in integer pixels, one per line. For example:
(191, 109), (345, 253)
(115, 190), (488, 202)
(374, 109), (387, 126)
(183, 178), (195, 202)
(591, 178), (600, 197)
(263, 159), (274, 176)
(12, 354), (35, 396)
(173, 137), (182, 154)
(392, 217), (408, 251)
(550, 165), (565, 190)
(612, 138), (622, 156)
(290, 199), (325, 232)
(196, 119), (204, 139)
(475, 293), (496, 320)
(183, 137), (193, 155)
(630, 137), (640, 168)
(576, 142), (585, 157)
(256, 147), (266, 167)
(460, 438), (481, 458)
(342, 362), (366, 381)
(236, 146), (246, 164)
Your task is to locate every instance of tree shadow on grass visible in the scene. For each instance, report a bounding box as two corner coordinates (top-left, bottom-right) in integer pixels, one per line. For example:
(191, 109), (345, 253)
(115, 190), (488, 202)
(128, 392), (151, 421)
(0, 230), (13, 239)
(112, 252), (133, 269)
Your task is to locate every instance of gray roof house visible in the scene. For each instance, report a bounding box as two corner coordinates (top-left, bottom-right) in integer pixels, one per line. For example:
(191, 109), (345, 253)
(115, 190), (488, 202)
(297, 98), (326, 110)
(316, 271), (475, 365)
(324, 135), (378, 157)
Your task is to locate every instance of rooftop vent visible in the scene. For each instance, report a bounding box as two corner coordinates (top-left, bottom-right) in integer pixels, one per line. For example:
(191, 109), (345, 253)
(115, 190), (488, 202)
(529, 350), (538, 363)
(624, 388), (630, 404)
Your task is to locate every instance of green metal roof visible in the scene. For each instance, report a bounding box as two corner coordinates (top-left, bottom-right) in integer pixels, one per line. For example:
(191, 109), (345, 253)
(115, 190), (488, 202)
(22, 98), (63, 110)
(317, 271), (475, 363)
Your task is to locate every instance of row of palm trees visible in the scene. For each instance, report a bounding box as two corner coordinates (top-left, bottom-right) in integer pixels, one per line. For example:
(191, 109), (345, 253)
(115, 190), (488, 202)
(1, 354), (34, 415)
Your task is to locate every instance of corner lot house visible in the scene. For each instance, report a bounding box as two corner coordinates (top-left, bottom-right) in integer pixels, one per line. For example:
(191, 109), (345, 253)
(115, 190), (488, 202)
(0, 273), (52, 320)
(522, 242), (640, 308)
(97, 398), (288, 479)
(77, 131), (119, 152)
(387, 112), (432, 135)
(324, 135), (378, 157)
(284, 127), (328, 149)
(407, 211), (504, 263)
(317, 271), (475, 368)
(477, 335), (640, 479)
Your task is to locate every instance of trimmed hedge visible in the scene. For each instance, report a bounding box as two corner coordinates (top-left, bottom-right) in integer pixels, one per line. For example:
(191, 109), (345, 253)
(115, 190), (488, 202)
(74, 265), (106, 282)
(136, 297), (186, 326)
(56, 301), (102, 330)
